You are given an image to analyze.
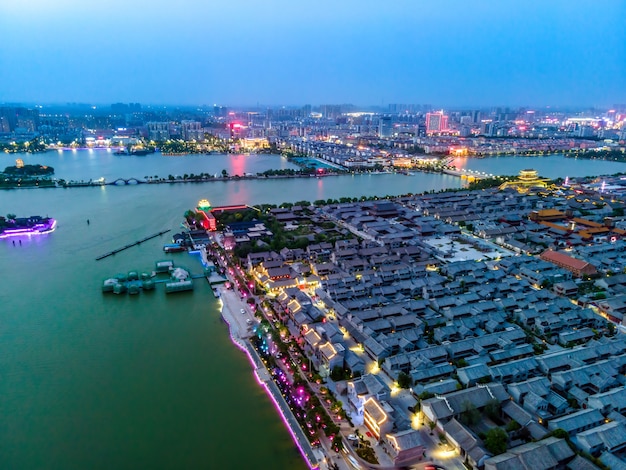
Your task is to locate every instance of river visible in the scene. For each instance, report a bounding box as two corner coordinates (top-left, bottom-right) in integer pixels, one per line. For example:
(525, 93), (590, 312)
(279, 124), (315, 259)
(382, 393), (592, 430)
(449, 154), (626, 179)
(0, 150), (624, 469)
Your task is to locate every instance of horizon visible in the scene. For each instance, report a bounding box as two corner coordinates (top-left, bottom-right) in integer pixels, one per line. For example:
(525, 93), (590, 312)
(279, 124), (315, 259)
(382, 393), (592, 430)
(1, 101), (623, 113)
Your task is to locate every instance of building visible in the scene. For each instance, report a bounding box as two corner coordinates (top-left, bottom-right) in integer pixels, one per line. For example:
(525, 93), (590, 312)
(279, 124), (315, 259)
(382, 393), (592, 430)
(147, 122), (170, 141)
(378, 116), (394, 137)
(483, 437), (575, 470)
(540, 250), (598, 278)
(499, 169), (551, 193)
(181, 121), (203, 141)
(384, 429), (425, 466)
(426, 112), (449, 134)
(363, 397), (393, 441)
(346, 374), (390, 424)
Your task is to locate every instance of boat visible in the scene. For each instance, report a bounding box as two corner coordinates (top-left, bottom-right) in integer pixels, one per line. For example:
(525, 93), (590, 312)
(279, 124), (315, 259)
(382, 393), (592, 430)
(130, 149), (152, 156)
(0, 216), (57, 239)
(113, 283), (127, 295)
(102, 278), (119, 293)
(114, 148), (153, 156)
(163, 243), (186, 253)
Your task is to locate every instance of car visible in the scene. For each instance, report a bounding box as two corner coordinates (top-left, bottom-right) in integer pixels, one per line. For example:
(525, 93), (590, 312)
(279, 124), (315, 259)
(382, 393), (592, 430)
(347, 434), (358, 441)
(240, 308), (245, 314)
(246, 319), (253, 325)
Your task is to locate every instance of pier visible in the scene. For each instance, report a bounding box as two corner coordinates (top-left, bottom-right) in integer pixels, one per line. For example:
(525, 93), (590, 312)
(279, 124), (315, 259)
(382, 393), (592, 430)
(95, 229), (171, 261)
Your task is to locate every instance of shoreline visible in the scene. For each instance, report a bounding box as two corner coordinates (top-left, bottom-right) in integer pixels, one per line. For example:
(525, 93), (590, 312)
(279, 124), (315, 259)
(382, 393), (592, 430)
(216, 285), (320, 469)
(0, 170), (454, 190)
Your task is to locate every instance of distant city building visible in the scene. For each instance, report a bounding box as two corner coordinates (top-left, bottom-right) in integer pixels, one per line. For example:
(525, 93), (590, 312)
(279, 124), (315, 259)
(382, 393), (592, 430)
(147, 122), (170, 141)
(459, 126), (472, 137)
(482, 120), (498, 137)
(577, 126), (596, 138)
(181, 121), (203, 141)
(425, 111), (448, 134)
(213, 105), (228, 117)
(110, 103), (141, 114)
(378, 116), (394, 137)
(460, 115), (473, 126)
(471, 110), (482, 124)
(0, 106), (39, 132)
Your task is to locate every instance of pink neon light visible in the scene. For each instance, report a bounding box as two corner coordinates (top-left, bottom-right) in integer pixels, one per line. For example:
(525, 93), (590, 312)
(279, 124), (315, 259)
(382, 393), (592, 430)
(0, 219), (57, 239)
(220, 310), (318, 469)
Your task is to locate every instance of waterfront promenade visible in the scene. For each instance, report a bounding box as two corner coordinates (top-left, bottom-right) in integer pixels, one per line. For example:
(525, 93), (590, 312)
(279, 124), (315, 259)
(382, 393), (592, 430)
(217, 285), (322, 469)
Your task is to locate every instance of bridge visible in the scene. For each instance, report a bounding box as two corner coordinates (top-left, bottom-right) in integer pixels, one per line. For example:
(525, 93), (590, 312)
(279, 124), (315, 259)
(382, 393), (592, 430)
(107, 177), (146, 185)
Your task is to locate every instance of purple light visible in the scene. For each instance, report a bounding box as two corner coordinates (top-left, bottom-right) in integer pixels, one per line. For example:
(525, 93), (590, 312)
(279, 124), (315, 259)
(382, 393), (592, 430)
(220, 311), (318, 469)
(0, 219), (57, 239)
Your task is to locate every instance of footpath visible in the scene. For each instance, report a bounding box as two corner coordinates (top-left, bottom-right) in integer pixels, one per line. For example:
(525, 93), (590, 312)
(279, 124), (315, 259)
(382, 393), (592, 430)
(217, 285), (321, 469)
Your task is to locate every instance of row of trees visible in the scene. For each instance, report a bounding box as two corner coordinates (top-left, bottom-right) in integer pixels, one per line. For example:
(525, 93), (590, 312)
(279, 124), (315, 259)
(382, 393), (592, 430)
(0, 139), (47, 153)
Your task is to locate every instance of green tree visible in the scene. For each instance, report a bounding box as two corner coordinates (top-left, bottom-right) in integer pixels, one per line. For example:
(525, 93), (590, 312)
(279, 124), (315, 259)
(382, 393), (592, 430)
(484, 428), (508, 455)
(397, 371), (412, 389)
(330, 365), (346, 381)
(461, 401), (481, 425)
(550, 428), (569, 439)
(505, 420), (521, 432)
(221, 169), (229, 178)
(428, 421), (436, 435)
(484, 399), (501, 421)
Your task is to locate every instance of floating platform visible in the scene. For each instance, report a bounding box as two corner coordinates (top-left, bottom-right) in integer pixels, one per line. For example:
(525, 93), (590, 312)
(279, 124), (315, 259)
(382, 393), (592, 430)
(165, 280), (193, 293)
(155, 260), (174, 273)
(103, 261), (196, 295)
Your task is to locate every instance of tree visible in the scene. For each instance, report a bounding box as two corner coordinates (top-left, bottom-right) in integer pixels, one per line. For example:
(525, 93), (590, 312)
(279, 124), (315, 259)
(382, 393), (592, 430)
(221, 169), (229, 178)
(484, 399), (501, 421)
(461, 401), (481, 425)
(397, 371), (412, 389)
(330, 365), (346, 381)
(484, 428), (508, 455)
(608, 322), (617, 336)
(505, 420), (521, 432)
(428, 421), (436, 435)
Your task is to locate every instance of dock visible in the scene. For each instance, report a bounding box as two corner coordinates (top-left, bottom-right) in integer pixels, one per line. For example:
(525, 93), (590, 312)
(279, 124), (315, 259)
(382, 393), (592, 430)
(95, 230), (171, 261)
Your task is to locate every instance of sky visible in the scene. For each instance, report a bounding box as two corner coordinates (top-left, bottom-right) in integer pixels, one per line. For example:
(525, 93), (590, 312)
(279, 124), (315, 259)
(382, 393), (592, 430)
(0, 0), (625, 107)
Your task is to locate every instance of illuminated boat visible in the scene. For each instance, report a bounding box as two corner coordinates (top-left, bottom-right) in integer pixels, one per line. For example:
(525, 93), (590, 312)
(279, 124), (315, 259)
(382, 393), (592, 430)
(0, 216), (57, 239)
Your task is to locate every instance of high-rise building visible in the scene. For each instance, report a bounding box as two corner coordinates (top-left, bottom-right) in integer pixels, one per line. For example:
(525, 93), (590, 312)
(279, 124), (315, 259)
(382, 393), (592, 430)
(460, 115), (472, 126)
(378, 116), (394, 137)
(425, 111), (448, 134)
(0, 107), (39, 132)
(147, 122), (170, 141)
(181, 121), (203, 141)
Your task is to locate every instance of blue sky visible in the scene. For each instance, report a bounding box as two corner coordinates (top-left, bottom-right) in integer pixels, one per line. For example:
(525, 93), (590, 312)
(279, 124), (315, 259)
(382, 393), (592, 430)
(0, 0), (624, 107)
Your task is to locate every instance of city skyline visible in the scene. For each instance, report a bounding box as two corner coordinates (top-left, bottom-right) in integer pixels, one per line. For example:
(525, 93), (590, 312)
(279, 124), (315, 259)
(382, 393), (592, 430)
(1, 0), (625, 107)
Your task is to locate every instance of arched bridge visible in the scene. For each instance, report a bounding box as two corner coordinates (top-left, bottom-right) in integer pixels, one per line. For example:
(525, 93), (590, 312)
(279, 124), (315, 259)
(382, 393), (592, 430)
(108, 178), (146, 185)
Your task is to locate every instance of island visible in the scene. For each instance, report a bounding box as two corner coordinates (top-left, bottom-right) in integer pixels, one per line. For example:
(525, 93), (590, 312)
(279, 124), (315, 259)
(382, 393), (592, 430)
(3, 160), (54, 177)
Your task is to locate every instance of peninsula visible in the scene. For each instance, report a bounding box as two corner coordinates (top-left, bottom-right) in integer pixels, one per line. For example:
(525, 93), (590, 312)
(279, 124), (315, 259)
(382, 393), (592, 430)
(190, 172), (626, 470)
